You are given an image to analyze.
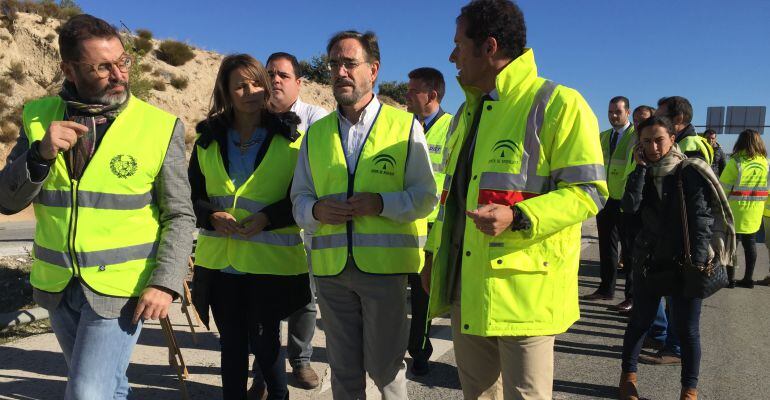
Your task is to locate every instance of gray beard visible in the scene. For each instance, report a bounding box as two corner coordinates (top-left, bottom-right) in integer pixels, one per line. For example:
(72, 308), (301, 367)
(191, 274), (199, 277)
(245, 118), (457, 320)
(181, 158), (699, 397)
(87, 86), (129, 105)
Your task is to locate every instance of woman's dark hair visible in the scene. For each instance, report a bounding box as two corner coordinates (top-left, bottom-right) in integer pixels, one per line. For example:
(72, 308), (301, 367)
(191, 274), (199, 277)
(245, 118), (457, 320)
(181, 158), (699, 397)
(732, 129), (767, 159)
(207, 54), (272, 125)
(58, 14), (122, 62)
(636, 115), (676, 137)
(633, 105), (655, 117)
(457, 0), (526, 60)
(327, 30), (380, 63)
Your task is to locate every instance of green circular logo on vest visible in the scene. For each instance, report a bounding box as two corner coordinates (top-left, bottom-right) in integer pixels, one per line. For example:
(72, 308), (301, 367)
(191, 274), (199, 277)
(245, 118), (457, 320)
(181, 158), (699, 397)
(110, 154), (138, 179)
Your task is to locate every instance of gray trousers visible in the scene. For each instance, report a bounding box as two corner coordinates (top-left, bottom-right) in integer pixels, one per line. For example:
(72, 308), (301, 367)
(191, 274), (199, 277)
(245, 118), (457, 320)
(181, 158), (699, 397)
(287, 269), (317, 367)
(316, 260), (409, 400)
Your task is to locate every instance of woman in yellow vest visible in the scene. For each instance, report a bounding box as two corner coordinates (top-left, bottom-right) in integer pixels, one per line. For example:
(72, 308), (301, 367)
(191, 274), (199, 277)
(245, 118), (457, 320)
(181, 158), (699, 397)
(188, 54), (310, 399)
(719, 129), (768, 288)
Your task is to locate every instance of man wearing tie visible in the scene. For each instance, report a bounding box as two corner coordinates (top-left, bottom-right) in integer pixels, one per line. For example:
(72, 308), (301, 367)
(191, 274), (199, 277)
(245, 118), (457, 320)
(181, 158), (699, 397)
(583, 96), (636, 305)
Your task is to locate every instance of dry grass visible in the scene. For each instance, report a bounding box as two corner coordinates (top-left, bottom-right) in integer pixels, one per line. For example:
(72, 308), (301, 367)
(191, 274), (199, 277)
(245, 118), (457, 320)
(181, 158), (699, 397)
(44, 32), (54, 42)
(170, 75), (188, 90)
(0, 77), (12, 96)
(156, 40), (195, 66)
(152, 80), (166, 91)
(0, 120), (19, 143)
(6, 61), (25, 83)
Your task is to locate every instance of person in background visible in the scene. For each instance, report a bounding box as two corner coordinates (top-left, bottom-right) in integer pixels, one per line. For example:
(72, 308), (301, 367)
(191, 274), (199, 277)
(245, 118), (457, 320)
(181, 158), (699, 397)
(719, 128), (768, 289)
(0, 14), (195, 399)
(656, 96), (713, 164)
(189, 54), (310, 400)
(620, 116), (713, 400)
(584, 97), (635, 314)
(404, 66), (454, 376)
(703, 129), (726, 177)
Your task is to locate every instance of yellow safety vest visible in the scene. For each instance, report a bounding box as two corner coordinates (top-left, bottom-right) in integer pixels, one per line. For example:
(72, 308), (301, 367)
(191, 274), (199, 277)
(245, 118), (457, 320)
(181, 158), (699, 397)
(23, 96), (176, 297)
(678, 134), (714, 165)
(427, 49), (607, 337)
(719, 154), (768, 234)
(600, 126), (635, 200)
(307, 104), (427, 276)
(194, 133), (307, 275)
(424, 112), (453, 223)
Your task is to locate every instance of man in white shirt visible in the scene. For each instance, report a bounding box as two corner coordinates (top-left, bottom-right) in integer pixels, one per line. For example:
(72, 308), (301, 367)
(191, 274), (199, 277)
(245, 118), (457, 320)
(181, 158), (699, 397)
(291, 31), (437, 399)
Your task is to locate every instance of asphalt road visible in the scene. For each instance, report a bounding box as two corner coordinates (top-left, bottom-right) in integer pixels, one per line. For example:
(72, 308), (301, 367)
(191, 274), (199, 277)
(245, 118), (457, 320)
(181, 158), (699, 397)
(1, 219), (769, 399)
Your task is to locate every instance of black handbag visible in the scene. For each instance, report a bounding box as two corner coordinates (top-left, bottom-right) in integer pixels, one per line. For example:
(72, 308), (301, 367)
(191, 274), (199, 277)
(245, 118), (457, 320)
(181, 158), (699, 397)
(675, 166), (729, 299)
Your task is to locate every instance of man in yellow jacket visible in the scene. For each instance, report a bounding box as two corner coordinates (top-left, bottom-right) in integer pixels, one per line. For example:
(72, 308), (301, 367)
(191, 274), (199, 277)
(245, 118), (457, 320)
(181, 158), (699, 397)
(421, 1), (607, 398)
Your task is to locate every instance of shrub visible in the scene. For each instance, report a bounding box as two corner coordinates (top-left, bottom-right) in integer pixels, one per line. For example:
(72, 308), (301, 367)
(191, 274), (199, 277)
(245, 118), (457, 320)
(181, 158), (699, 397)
(136, 29), (152, 40)
(57, 0), (82, 19)
(152, 80), (166, 91)
(299, 54), (330, 84)
(0, 96), (8, 111)
(169, 75), (188, 90)
(156, 40), (195, 66)
(377, 81), (408, 105)
(139, 63), (152, 73)
(6, 61), (24, 83)
(44, 32), (55, 42)
(0, 120), (18, 143)
(0, 77), (12, 96)
(133, 36), (153, 54)
(126, 46), (152, 101)
(1, 0), (19, 34)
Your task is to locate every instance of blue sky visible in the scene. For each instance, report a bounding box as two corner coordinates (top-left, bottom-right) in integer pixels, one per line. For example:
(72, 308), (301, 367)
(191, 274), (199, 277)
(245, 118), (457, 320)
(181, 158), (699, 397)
(78, 0), (769, 148)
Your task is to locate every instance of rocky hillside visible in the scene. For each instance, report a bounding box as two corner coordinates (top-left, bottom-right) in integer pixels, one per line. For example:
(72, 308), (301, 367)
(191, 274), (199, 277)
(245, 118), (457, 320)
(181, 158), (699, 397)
(0, 11), (402, 169)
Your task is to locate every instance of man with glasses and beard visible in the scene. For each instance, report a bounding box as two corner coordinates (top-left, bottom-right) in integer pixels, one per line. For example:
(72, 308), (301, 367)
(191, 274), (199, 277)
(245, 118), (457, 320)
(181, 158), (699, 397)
(0, 14), (194, 399)
(291, 31), (437, 399)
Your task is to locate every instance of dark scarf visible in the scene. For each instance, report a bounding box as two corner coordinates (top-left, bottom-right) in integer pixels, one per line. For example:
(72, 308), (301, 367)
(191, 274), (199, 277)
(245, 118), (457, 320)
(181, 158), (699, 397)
(59, 80), (130, 120)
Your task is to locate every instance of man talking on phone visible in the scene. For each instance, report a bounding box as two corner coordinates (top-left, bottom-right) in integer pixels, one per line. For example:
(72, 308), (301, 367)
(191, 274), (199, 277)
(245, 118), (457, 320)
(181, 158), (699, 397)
(0, 14), (194, 399)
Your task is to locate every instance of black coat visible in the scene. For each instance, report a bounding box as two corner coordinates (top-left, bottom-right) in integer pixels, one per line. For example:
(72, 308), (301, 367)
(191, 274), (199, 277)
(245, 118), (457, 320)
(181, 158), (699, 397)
(188, 111), (310, 328)
(621, 162), (714, 270)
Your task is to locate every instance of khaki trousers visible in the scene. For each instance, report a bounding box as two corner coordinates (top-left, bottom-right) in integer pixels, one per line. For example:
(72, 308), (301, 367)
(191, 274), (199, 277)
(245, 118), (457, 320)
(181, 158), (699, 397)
(451, 302), (555, 400)
(316, 261), (409, 400)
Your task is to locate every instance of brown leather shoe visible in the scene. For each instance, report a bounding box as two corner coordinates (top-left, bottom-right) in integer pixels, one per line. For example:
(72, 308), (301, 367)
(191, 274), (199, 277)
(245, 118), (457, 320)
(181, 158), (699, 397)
(680, 387), (698, 400)
(609, 299), (633, 313)
(580, 291), (614, 301)
(292, 365), (320, 389)
(639, 351), (681, 365)
(618, 372), (639, 400)
(642, 337), (665, 352)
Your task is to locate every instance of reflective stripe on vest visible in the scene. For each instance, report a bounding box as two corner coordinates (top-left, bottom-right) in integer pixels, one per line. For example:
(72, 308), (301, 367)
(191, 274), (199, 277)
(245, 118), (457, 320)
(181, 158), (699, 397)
(23, 96), (175, 297)
(193, 135), (307, 275)
(307, 104), (427, 276)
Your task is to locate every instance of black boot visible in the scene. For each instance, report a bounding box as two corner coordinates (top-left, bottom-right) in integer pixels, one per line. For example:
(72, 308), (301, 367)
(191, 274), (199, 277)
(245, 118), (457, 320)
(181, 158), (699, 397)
(727, 266), (736, 288)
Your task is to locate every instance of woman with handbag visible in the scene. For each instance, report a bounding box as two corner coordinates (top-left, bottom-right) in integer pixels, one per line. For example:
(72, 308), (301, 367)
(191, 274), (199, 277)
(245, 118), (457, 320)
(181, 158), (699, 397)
(618, 116), (717, 400)
(719, 129), (768, 289)
(189, 54), (310, 399)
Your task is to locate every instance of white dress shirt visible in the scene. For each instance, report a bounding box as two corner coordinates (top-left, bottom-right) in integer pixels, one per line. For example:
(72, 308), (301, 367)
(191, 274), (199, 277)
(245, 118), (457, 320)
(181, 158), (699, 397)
(290, 97), (329, 133)
(291, 95), (438, 233)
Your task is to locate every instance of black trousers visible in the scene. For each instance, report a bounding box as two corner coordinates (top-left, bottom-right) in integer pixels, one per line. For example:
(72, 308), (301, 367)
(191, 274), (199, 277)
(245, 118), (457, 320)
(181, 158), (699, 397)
(736, 232), (758, 281)
(407, 273), (433, 363)
(210, 272), (288, 400)
(597, 199), (634, 298)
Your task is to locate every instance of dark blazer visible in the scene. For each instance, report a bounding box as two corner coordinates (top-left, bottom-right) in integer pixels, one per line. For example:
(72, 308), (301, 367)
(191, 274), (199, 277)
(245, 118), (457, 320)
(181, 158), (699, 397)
(188, 110), (310, 328)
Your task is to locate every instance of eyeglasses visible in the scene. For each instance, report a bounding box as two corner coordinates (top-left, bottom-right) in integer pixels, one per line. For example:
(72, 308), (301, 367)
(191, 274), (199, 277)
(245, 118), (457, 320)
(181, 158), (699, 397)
(327, 59), (368, 73)
(70, 54), (133, 78)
